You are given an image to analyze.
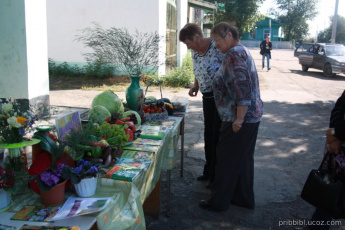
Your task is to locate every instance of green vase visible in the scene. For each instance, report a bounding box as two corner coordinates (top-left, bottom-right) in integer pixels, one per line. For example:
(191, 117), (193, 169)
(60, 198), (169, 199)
(126, 76), (144, 111)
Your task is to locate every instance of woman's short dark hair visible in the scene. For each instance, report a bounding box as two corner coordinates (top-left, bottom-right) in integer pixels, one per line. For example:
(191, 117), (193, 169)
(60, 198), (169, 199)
(211, 22), (239, 41)
(179, 23), (203, 42)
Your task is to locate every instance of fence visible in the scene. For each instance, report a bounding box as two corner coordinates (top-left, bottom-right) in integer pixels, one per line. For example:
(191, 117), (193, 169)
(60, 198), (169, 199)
(240, 40), (294, 49)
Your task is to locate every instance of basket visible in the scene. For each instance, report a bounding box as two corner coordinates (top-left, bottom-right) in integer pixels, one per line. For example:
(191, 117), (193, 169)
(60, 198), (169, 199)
(143, 81), (168, 121)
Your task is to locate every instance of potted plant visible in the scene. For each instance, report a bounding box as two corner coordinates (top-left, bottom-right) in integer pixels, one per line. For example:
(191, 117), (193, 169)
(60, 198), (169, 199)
(33, 162), (68, 206)
(0, 166), (16, 210)
(62, 159), (105, 197)
(76, 23), (164, 111)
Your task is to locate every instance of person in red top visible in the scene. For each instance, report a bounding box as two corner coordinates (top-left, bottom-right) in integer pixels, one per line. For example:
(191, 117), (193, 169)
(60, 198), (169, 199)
(260, 35), (272, 70)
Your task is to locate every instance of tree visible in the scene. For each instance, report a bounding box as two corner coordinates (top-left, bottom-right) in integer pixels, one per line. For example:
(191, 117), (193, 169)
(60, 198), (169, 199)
(271, 0), (317, 41)
(205, 0), (264, 37)
(317, 15), (345, 44)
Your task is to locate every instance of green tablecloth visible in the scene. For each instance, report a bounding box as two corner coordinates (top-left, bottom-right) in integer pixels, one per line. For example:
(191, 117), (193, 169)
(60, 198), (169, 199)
(4, 116), (183, 230)
(97, 116), (182, 230)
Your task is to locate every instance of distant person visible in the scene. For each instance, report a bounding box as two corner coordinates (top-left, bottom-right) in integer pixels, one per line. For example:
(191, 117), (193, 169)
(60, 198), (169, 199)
(199, 22), (263, 211)
(179, 23), (223, 188)
(260, 35), (272, 70)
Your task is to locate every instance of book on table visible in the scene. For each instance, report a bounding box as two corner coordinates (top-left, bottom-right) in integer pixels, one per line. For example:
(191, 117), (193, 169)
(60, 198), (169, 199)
(11, 205), (60, 222)
(103, 157), (152, 181)
(122, 142), (160, 153)
(18, 225), (80, 230)
(121, 149), (154, 161)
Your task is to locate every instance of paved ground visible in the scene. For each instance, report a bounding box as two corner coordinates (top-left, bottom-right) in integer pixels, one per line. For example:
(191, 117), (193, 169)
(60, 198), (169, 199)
(48, 48), (345, 229)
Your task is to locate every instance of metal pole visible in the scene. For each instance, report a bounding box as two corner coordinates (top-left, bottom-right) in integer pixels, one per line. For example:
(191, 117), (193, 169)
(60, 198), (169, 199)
(331, 0), (339, 43)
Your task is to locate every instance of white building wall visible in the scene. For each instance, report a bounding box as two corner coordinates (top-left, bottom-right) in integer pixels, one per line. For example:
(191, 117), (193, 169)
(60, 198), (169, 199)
(46, 0), (166, 74)
(0, 0), (49, 101)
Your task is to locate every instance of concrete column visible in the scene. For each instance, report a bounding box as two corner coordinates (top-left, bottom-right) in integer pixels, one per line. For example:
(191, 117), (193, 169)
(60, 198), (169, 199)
(0, 0), (49, 117)
(176, 0), (188, 68)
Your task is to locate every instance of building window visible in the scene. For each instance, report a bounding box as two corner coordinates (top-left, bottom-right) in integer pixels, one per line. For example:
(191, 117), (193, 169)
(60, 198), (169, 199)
(263, 29), (270, 39)
(166, 1), (177, 72)
(249, 29), (256, 39)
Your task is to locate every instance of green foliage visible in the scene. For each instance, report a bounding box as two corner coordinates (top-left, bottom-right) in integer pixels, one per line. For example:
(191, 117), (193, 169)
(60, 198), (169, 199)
(75, 22), (163, 76)
(205, 0), (264, 36)
(48, 59), (114, 79)
(272, 0), (318, 41)
(84, 61), (114, 79)
(317, 16), (345, 44)
(144, 52), (194, 88)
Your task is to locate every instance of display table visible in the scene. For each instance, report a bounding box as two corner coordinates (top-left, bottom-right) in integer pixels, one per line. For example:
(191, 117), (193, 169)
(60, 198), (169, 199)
(0, 116), (184, 230)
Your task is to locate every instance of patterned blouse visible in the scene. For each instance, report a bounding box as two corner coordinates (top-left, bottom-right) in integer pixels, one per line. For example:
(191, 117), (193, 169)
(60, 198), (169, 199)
(191, 40), (224, 94)
(212, 44), (263, 123)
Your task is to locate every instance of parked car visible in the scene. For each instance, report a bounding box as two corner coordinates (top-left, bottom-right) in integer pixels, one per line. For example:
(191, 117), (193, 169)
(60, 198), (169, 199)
(294, 43), (345, 77)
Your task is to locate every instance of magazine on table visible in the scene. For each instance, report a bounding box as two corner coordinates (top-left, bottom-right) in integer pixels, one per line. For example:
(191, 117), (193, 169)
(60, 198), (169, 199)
(122, 142), (160, 153)
(116, 157), (152, 170)
(103, 165), (142, 182)
(18, 225), (80, 230)
(11, 206), (60, 222)
(133, 138), (163, 146)
(50, 197), (111, 221)
(121, 149), (155, 161)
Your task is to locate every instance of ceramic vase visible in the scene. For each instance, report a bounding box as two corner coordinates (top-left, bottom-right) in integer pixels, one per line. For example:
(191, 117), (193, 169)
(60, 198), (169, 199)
(74, 177), (98, 197)
(126, 76), (144, 111)
(40, 180), (66, 206)
(0, 189), (11, 210)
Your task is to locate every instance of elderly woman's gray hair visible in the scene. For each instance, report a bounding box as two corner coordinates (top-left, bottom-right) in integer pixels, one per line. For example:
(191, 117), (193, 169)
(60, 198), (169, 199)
(211, 22), (239, 41)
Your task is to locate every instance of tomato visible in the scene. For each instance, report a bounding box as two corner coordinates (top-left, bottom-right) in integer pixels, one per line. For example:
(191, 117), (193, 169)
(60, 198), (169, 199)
(125, 121), (136, 132)
(150, 109), (155, 113)
(158, 107), (162, 113)
(125, 128), (134, 142)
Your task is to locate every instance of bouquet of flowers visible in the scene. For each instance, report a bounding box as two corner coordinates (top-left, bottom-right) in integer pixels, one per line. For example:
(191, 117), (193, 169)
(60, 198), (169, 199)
(0, 98), (37, 143)
(36, 163), (67, 192)
(0, 166), (16, 193)
(62, 159), (105, 184)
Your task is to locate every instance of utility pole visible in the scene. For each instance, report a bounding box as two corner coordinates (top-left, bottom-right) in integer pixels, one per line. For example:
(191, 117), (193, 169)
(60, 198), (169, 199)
(331, 0), (339, 43)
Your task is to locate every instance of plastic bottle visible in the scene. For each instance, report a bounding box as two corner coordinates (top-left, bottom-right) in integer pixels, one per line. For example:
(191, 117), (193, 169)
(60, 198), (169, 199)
(32, 125), (57, 162)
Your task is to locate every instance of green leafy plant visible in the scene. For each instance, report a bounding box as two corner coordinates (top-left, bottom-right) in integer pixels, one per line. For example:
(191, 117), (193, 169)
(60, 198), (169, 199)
(75, 22), (164, 76)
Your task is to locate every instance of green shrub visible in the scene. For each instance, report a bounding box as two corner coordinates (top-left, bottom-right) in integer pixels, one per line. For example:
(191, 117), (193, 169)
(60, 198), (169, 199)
(163, 52), (194, 87)
(84, 62), (114, 79)
(48, 59), (114, 79)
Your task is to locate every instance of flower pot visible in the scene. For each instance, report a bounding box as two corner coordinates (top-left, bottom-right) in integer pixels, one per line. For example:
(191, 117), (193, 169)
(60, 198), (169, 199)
(74, 177), (98, 198)
(40, 180), (67, 206)
(0, 189), (11, 210)
(126, 76), (144, 111)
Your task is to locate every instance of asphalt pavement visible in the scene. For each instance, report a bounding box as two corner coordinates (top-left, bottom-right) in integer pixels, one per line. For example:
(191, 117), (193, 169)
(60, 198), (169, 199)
(47, 48), (345, 229)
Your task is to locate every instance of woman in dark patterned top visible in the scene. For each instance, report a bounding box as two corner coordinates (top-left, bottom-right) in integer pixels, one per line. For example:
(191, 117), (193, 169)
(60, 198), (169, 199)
(199, 22), (263, 212)
(179, 23), (224, 188)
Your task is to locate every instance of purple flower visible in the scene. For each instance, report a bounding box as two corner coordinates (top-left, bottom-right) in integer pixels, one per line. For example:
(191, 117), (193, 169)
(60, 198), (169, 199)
(89, 166), (98, 173)
(40, 171), (59, 187)
(74, 165), (83, 174)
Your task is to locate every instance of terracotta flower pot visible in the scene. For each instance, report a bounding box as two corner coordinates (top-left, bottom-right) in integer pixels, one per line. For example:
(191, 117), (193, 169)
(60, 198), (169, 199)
(74, 177), (98, 198)
(40, 180), (67, 206)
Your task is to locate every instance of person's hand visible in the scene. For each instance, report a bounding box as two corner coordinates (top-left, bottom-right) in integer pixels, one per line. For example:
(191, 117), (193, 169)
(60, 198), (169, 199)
(326, 128), (341, 154)
(232, 119), (243, 133)
(327, 138), (341, 154)
(189, 87), (198, 97)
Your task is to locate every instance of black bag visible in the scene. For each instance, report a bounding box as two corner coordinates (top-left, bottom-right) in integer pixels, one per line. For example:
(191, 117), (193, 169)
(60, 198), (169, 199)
(260, 49), (264, 55)
(301, 152), (345, 219)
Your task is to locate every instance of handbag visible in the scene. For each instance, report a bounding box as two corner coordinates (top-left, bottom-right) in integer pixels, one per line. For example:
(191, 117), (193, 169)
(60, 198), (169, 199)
(301, 152), (345, 219)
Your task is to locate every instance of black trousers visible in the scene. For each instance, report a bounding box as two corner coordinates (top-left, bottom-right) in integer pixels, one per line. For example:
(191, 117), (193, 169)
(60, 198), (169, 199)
(208, 121), (260, 211)
(202, 92), (222, 181)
